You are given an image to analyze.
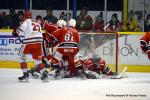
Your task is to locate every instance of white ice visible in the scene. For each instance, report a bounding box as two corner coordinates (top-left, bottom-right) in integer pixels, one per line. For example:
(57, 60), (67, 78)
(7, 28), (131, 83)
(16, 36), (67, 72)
(0, 68), (150, 100)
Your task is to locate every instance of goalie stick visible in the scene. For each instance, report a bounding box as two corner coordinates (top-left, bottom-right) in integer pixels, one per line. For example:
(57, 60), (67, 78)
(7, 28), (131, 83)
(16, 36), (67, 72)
(109, 66), (128, 79)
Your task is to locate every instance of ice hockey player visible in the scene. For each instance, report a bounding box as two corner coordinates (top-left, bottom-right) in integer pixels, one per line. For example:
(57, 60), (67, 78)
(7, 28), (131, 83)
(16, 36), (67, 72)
(27, 19), (67, 78)
(12, 10), (48, 82)
(140, 32), (150, 60)
(81, 55), (115, 79)
(48, 19), (86, 79)
(41, 19), (67, 68)
(42, 19), (67, 57)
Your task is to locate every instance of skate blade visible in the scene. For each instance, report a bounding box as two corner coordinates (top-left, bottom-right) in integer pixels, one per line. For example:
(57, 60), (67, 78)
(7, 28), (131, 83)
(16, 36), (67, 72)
(55, 77), (61, 80)
(18, 79), (29, 83)
(41, 79), (49, 82)
(32, 75), (39, 79)
(80, 76), (87, 80)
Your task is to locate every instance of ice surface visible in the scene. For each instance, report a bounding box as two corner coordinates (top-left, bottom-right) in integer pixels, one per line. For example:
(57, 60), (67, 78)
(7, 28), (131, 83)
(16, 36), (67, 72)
(0, 68), (150, 100)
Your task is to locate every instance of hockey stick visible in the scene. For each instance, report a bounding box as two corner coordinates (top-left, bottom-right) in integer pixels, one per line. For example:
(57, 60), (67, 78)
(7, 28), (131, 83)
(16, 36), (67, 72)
(109, 66), (128, 79)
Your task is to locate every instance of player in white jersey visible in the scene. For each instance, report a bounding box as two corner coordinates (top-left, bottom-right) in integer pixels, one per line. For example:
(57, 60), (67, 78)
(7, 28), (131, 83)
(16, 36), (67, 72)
(12, 10), (48, 82)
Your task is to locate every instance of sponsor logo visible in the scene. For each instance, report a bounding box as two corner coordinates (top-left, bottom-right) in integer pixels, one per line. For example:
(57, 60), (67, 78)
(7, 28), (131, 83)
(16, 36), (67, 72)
(0, 35), (23, 46)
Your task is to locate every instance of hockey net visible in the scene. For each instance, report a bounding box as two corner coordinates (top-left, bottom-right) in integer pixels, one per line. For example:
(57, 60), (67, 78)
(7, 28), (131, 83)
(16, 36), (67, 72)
(78, 32), (119, 74)
(78, 31), (149, 74)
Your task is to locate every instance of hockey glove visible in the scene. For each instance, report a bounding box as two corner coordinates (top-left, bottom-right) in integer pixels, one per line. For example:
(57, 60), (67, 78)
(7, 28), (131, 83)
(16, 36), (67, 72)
(12, 28), (18, 37)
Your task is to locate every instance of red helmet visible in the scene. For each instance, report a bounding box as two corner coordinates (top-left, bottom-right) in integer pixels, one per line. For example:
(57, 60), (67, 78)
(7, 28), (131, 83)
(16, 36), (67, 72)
(24, 10), (32, 19)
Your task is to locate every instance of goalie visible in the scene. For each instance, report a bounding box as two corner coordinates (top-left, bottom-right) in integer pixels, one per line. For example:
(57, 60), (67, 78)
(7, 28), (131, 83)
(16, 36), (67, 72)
(140, 32), (150, 60)
(81, 56), (115, 79)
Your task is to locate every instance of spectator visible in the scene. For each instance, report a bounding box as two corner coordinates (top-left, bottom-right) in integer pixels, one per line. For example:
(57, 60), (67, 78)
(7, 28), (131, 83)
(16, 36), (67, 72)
(17, 10), (24, 25)
(144, 14), (150, 32)
(105, 13), (122, 32)
(0, 12), (6, 28)
(66, 12), (72, 21)
(4, 8), (19, 29)
(93, 12), (104, 31)
(123, 10), (140, 32)
(0, 13), (2, 28)
(43, 8), (58, 24)
(59, 11), (66, 20)
(59, 12), (71, 21)
(36, 15), (42, 23)
(76, 7), (93, 30)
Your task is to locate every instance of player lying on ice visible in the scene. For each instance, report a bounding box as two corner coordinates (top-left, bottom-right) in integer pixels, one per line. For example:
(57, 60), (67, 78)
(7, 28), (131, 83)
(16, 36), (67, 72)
(29, 54), (119, 79)
(81, 55), (116, 79)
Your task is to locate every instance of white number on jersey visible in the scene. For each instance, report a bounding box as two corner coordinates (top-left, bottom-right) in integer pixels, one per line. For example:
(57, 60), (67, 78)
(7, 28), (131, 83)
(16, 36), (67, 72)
(64, 33), (73, 41)
(31, 21), (41, 33)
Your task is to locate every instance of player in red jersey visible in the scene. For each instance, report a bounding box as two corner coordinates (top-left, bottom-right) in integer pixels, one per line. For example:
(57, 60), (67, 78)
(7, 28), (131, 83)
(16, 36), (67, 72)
(42, 20), (59, 58)
(41, 20), (67, 65)
(140, 32), (150, 60)
(48, 19), (86, 79)
(28, 20), (67, 78)
(81, 56), (115, 79)
(28, 19), (68, 78)
(12, 10), (48, 82)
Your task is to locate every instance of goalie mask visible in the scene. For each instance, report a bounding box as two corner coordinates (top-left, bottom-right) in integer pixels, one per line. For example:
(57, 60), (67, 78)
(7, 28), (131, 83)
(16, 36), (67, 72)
(92, 55), (101, 65)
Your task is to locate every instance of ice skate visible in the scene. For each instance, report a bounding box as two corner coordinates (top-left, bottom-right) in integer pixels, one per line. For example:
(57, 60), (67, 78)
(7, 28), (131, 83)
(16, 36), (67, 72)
(78, 69), (86, 80)
(18, 72), (29, 82)
(28, 68), (39, 79)
(55, 69), (62, 80)
(41, 71), (49, 82)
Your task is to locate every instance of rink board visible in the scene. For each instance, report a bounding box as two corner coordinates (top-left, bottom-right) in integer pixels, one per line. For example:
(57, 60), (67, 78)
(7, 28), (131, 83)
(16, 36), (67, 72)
(0, 61), (150, 72)
(0, 30), (150, 72)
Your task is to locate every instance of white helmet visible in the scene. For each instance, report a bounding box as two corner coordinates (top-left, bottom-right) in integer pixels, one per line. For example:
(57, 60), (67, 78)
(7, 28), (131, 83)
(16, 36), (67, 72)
(68, 19), (76, 27)
(57, 20), (67, 27)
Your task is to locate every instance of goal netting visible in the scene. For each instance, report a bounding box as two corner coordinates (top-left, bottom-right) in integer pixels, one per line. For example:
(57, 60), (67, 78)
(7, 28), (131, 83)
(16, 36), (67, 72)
(78, 32), (150, 74)
(78, 32), (119, 74)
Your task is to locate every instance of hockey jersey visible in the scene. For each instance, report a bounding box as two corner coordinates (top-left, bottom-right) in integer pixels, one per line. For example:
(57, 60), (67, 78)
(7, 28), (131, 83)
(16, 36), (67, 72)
(52, 26), (80, 48)
(42, 21), (58, 47)
(16, 19), (43, 44)
(140, 32), (150, 52)
(83, 58), (114, 75)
